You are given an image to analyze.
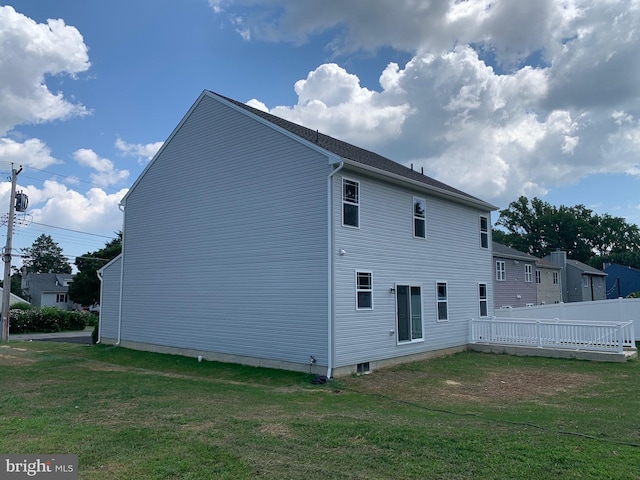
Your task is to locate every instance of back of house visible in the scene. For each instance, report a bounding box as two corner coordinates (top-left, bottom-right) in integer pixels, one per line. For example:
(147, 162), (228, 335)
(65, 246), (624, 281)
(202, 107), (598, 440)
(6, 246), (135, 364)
(99, 90), (496, 375)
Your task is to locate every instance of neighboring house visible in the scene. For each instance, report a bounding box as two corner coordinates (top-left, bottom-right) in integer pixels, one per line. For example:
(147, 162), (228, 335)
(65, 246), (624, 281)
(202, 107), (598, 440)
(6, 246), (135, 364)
(544, 251), (607, 302)
(21, 273), (75, 310)
(535, 258), (563, 305)
(492, 242), (538, 308)
(99, 90), (497, 376)
(603, 263), (640, 298)
(0, 287), (30, 306)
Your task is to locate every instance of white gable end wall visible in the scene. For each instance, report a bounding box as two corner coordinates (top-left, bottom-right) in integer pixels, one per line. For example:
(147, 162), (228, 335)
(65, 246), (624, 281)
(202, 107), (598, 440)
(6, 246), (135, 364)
(332, 171), (494, 370)
(117, 94), (330, 370)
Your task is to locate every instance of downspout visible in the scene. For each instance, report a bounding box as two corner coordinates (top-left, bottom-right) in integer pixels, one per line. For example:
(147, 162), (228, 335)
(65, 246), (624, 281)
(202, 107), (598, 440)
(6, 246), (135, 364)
(96, 268), (103, 344)
(327, 161), (344, 379)
(116, 202), (126, 346)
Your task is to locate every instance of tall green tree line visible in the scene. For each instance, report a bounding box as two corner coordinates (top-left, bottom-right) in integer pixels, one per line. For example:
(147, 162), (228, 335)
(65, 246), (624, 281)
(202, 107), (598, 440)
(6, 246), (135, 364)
(494, 196), (640, 269)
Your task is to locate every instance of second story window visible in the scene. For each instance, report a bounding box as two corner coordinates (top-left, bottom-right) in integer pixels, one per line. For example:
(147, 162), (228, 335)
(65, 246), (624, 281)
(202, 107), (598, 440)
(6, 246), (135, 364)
(414, 197), (426, 238)
(496, 261), (505, 281)
(342, 178), (359, 228)
(525, 264), (533, 283)
(480, 216), (489, 248)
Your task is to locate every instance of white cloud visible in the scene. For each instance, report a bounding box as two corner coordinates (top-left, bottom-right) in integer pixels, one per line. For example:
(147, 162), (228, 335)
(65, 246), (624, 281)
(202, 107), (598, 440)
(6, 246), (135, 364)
(115, 138), (163, 164)
(0, 5), (90, 136)
(73, 149), (129, 187)
(224, 0), (640, 206)
(0, 138), (62, 169)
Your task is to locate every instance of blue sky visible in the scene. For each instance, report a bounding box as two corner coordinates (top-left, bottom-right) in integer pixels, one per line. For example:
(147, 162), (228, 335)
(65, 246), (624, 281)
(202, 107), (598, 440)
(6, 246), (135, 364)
(1, 0), (640, 269)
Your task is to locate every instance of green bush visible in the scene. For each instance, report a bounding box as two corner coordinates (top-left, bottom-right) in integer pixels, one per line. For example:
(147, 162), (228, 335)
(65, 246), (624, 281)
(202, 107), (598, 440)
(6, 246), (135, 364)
(9, 307), (91, 334)
(11, 302), (34, 311)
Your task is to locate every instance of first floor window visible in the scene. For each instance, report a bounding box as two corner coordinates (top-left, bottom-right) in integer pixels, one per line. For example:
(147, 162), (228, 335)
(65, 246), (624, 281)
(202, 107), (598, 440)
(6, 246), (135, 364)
(553, 272), (559, 284)
(479, 283), (488, 317)
(396, 285), (423, 342)
(496, 261), (505, 281)
(582, 276), (589, 288)
(56, 293), (68, 303)
(436, 282), (448, 321)
(525, 264), (533, 283)
(342, 178), (359, 227)
(356, 271), (372, 309)
(535, 270), (541, 284)
(413, 197), (426, 238)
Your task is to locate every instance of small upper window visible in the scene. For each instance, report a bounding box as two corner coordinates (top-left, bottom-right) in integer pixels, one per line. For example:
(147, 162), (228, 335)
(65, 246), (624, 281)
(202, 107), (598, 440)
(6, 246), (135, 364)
(342, 178), (359, 228)
(553, 272), (559, 284)
(356, 271), (372, 310)
(496, 261), (506, 281)
(480, 216), (489, 248)
(413, 197), (426, 238)
(535, 270), (541, 284)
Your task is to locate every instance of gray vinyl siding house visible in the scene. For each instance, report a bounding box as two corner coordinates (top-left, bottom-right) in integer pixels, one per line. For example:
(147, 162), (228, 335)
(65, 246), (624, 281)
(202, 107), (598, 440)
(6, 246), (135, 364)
(492, 242), (538, 309)
(99, 90), (497, 376)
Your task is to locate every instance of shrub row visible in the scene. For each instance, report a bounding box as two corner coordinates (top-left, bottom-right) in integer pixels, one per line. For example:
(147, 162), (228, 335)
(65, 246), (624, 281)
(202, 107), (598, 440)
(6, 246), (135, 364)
(9, 307), (96, 334)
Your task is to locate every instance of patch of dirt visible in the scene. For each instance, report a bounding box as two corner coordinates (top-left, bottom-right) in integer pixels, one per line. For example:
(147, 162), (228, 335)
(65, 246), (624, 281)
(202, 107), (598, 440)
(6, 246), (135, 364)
(0, 346), (35, 366)
(347, 367), (599, 405)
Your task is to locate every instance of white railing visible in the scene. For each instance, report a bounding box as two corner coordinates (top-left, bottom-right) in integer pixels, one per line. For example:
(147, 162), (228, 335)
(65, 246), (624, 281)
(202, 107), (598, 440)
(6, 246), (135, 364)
(471, 317), (636, 354)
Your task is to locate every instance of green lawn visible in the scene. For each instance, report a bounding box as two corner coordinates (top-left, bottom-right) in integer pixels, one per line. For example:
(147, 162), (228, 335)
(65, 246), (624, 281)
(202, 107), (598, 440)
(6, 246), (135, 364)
(1, 342), (639, 479)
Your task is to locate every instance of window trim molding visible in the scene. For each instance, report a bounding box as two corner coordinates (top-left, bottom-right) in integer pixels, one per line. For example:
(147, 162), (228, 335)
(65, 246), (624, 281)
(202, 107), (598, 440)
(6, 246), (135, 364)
(480, 215), (489, 249)
(342, 177), (360, 229)
(496, 260), (506, 281)
(525, 264), (533, 283)
(355, 270), (373, 311)
(436, 281), (448, 322)
(395, 283), (424, 344)
(478, 282), (489, 318)
(413, 196), (426, 239)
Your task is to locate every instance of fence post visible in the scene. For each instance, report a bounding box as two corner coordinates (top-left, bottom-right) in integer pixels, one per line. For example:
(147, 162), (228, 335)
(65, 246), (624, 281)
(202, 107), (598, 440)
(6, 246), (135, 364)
(617, 324), (624, 354)
(536, 320), (542, 348)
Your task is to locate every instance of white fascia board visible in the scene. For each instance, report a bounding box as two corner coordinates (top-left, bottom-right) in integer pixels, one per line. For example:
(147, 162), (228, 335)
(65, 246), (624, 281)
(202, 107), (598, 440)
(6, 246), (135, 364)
(340, 158), (499, 212)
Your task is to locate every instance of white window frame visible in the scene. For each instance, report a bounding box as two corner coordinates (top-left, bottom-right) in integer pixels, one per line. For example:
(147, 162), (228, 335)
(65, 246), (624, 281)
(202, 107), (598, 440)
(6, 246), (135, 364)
(413, 197), (426, 239)
(355, 271), (373, 310)
(436, 281), (448, 322)
(56, 293), (68, 303)
(582, 276), (589, 288)
(553, 272), (559, 285)
(395, 283), (424, 343)
(535, 270), (541, 284)
(525, 264), (533, 283)
(496, 261), (506, 281)
(478, 283), (488, 318)
(342, 177), (360, 228)
(480, 215), (489, 248)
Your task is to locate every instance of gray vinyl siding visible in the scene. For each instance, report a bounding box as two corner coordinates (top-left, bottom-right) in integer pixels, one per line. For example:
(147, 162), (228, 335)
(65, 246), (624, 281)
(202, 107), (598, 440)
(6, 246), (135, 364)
(119, 95), (329, 366)
(332, 171), (494, 367)
(493, 257), (537, 308)
(98, 256), (121, 341)
(536, 266), (562, 304)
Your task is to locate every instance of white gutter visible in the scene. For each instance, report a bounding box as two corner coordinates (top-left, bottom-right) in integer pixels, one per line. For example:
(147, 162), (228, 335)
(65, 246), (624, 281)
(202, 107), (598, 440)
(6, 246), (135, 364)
(116, 202), (126, 346)
(327, 160), (344, 379)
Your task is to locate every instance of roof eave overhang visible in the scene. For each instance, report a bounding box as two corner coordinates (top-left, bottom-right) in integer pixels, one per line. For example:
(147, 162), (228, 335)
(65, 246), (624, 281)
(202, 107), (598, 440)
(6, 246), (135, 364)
(340, 158), (498, 212)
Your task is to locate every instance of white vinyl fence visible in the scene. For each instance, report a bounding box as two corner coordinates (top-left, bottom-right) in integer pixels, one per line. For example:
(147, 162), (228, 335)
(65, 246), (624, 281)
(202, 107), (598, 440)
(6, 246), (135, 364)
(471, 317), (635, 354)
(494, 297), (640, 338)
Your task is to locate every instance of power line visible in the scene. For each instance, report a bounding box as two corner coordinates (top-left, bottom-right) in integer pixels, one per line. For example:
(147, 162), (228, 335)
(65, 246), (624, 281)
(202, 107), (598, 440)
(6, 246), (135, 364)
(29, 222), (114, 239)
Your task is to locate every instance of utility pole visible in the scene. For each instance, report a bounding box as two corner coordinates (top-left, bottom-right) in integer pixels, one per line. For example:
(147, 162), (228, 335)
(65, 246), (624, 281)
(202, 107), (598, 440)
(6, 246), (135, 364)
(1, 164), (22, 342)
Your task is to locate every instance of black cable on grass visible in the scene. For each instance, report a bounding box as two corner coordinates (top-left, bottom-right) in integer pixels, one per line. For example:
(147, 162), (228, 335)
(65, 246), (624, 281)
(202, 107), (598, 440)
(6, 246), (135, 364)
(331, 383), (640, 449)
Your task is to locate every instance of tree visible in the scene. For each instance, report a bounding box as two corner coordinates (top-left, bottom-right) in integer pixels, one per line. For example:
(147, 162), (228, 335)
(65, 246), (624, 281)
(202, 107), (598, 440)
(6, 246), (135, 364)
(21, 234), (72, 274)
(495, 196), (640, 268)
(68, 233), (122, 307)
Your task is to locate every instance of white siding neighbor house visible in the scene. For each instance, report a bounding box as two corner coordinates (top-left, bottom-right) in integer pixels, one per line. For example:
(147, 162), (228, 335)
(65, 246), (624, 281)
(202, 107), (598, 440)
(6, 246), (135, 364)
(99, 90), (497, 376)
